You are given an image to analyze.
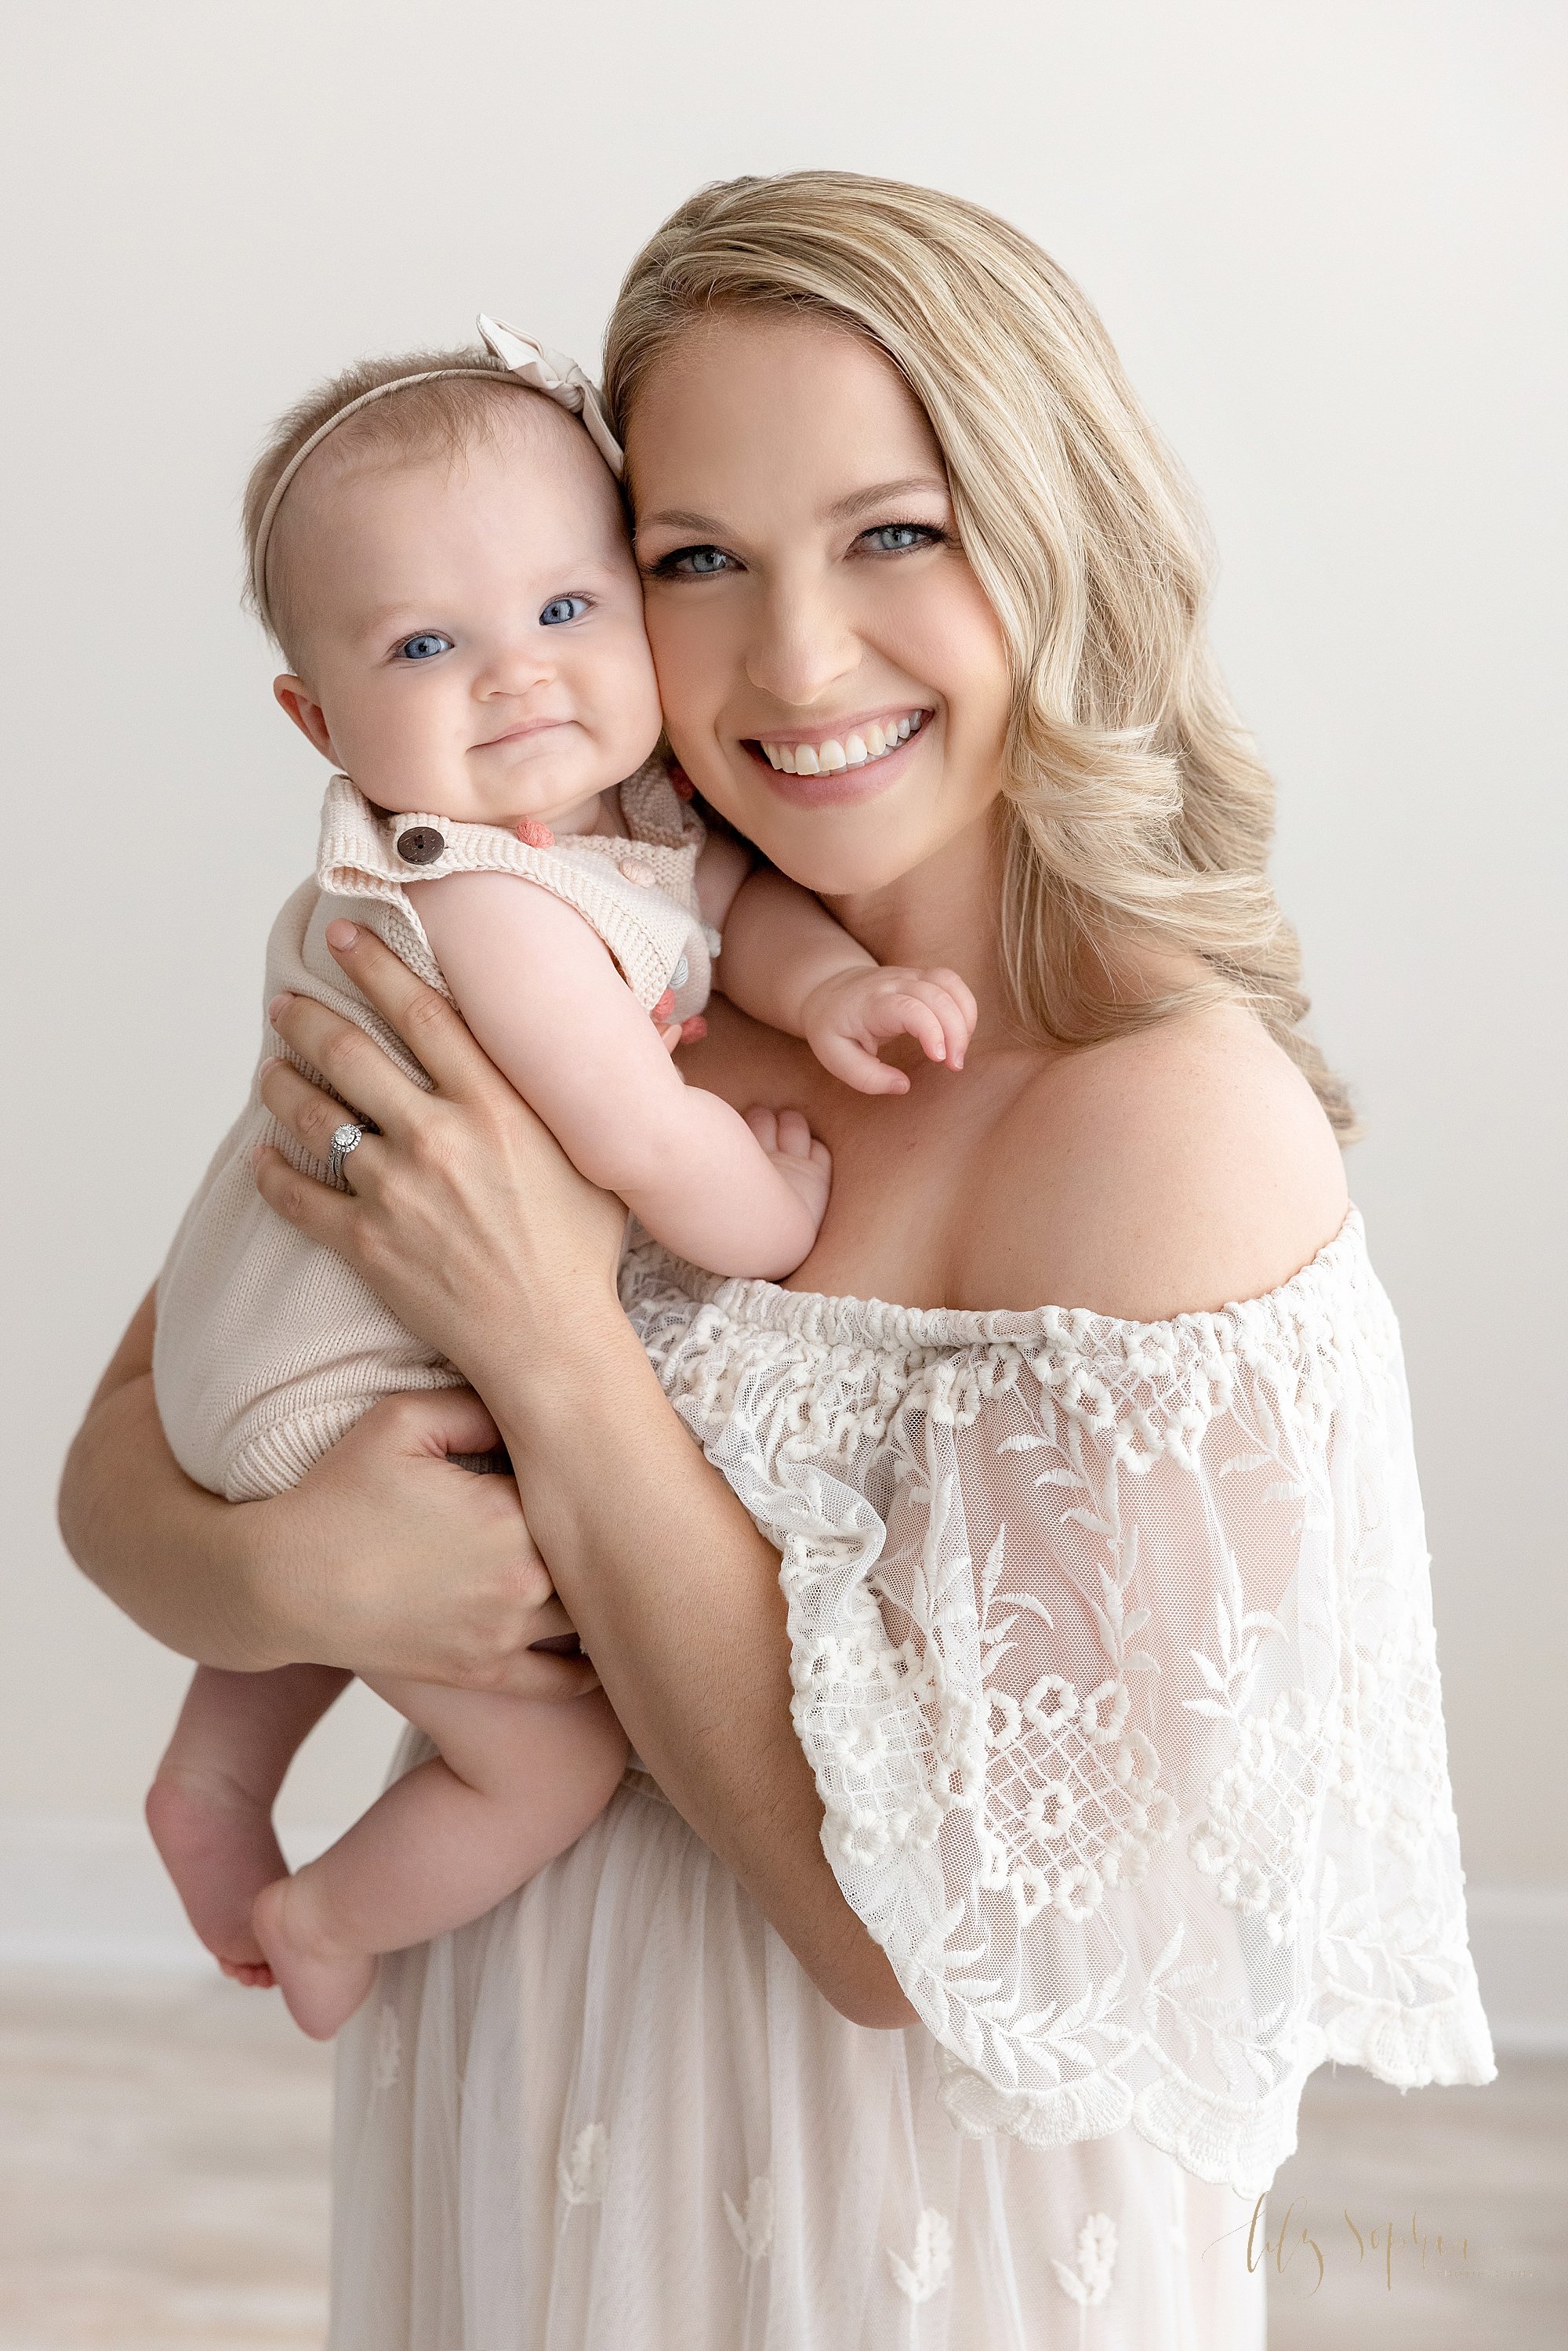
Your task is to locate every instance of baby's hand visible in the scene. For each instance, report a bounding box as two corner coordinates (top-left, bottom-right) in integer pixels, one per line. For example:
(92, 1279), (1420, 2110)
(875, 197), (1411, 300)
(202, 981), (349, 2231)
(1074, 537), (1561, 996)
(801, 965), (978, 1094)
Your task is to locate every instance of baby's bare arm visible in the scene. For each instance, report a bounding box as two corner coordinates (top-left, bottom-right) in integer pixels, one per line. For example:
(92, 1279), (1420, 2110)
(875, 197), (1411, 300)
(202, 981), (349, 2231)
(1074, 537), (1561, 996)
(694, 827), (753, 932)
(717, 867), (978, 1094)
(412, 873), (826, 1278)
(715, 865), (876, 1030)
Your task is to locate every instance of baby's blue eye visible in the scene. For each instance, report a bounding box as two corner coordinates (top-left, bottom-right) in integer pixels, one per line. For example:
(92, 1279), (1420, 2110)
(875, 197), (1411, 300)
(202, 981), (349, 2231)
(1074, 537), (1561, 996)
(540, 596), (590, 626)
(397, 633), (453, 661)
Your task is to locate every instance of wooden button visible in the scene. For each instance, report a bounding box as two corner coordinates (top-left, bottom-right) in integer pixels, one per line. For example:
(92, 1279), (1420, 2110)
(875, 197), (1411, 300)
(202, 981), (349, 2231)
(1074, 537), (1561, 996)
(619, 858), (655, 887)
(396, 825), (445, 865)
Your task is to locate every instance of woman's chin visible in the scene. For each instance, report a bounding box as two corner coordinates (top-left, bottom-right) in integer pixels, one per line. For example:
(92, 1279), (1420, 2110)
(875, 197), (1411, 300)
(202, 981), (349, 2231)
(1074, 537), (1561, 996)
(754, 839), (934, 898)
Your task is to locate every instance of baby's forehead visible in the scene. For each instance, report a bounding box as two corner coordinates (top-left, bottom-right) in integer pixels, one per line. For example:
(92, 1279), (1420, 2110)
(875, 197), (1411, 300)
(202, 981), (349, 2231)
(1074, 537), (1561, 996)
(274, 387), (629, 632)
(314, 386), (619, 524)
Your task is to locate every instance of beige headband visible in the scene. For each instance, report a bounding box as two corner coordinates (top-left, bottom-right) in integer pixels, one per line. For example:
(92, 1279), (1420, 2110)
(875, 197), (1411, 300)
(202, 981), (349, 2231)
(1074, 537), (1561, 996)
(249, 314), (623, 635)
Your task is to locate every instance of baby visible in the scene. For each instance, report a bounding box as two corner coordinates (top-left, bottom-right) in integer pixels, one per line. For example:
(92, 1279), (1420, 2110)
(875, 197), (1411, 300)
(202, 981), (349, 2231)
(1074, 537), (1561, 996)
(148, 318), (976, 2037)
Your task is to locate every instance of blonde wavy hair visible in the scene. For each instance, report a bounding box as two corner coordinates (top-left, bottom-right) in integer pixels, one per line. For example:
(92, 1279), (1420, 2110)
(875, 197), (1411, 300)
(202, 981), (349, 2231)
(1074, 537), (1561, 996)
(604, 171), (1356, 1139)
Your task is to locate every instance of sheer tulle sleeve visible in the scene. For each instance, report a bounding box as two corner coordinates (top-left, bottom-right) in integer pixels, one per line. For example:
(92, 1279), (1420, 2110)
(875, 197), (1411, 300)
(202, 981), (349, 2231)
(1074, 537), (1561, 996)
(623, 1212), (1494, 2196)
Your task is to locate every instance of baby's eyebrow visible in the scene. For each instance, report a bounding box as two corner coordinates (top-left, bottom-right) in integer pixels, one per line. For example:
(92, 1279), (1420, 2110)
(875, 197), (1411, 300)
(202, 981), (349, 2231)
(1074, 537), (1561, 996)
(336, 604), (439, 651)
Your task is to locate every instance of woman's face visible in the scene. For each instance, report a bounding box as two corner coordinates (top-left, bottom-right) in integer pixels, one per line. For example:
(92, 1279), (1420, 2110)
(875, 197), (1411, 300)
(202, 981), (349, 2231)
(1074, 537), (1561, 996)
(626, 311), (1012, 898)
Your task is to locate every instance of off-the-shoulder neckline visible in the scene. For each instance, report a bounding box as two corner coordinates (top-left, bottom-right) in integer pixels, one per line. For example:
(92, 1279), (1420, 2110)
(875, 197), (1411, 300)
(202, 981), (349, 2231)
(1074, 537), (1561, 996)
(628, 1206), (1370, 1352)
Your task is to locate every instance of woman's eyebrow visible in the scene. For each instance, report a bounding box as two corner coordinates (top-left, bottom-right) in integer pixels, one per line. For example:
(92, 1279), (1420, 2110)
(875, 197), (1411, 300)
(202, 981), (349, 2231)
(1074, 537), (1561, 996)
(824, 475), (949, 522)
(636, 507), (724, 536)
(638, 477), (950, 539)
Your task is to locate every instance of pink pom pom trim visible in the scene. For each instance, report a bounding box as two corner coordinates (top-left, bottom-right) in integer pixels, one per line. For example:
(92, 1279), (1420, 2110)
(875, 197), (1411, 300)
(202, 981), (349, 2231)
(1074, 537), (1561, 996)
(515, 818), (555, 848)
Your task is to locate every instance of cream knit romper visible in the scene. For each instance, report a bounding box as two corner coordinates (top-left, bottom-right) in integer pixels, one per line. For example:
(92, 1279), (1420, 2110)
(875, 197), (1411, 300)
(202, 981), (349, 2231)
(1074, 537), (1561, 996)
(153, 758), (716, 1504)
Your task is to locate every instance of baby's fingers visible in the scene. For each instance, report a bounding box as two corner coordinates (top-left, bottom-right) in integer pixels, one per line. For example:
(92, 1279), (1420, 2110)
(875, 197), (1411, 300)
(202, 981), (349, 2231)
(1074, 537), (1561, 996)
(811, 1031), (912, 1096)
(921, 970), (980, 1065)
(862, 985), (963, 1068)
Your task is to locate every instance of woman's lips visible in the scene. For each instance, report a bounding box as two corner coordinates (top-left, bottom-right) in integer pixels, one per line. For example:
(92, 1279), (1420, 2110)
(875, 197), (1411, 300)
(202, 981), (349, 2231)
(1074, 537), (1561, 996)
(742, 709), (931, 807)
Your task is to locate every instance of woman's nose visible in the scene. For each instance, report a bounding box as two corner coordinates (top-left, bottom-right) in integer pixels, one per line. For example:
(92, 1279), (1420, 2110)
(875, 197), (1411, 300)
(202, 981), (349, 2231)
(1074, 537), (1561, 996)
(743, 575), (860, 709)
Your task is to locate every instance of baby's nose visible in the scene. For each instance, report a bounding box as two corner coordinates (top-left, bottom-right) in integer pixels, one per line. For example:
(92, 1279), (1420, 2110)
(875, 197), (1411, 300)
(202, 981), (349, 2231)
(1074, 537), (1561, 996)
(478, 640), (553, 692)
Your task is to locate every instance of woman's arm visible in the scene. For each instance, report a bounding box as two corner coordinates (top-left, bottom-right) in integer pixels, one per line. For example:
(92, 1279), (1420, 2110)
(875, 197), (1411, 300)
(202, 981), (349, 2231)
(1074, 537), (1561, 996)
(60, 1286), (280, 1669)
(58, 1290), (597, 1698)
(251, 923), (916, 2027)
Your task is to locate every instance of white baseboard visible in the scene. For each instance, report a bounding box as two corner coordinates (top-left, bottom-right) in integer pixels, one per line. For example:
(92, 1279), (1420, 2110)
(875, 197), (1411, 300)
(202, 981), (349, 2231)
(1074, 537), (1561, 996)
(2, 1820), (1564, 2052)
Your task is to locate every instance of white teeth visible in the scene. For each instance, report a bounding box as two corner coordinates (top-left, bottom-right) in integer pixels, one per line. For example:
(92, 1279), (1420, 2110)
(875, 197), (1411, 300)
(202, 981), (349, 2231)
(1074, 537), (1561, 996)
(759, 713), (925, 774)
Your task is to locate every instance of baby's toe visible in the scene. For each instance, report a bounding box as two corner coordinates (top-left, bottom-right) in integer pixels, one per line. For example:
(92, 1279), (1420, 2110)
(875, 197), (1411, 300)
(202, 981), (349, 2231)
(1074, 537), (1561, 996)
(773, 1108), (815, 1158)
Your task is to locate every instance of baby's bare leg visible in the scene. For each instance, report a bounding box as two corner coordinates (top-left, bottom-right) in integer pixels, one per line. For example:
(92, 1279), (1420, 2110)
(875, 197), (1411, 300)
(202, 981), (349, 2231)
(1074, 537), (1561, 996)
(147, 1663), (352, 1984)
(251, 1678), (629, 2037)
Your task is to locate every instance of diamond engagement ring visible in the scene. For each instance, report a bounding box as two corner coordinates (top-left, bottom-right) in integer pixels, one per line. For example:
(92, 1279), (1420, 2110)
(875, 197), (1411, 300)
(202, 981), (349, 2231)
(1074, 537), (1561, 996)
(328, 1121), (365, 1186)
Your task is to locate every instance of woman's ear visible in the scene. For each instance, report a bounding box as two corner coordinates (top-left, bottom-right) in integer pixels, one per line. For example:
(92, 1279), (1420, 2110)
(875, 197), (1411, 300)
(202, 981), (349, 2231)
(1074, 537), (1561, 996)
(274, 676), (339, 762)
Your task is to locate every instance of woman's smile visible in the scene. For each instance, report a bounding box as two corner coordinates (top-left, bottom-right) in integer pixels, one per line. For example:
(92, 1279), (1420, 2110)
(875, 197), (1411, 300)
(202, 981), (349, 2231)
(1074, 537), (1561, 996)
(628, 312), (1014, 896)
(743, 706), (933, 804)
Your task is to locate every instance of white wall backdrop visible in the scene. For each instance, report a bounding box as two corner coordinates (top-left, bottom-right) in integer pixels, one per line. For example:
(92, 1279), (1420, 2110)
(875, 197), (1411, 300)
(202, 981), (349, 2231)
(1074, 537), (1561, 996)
(2, 1), (1562, 1994)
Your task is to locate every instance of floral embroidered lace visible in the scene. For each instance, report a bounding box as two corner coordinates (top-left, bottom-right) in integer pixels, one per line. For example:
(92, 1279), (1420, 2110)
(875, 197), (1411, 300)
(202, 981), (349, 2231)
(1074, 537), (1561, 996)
(621, 1206), (1495, 2197)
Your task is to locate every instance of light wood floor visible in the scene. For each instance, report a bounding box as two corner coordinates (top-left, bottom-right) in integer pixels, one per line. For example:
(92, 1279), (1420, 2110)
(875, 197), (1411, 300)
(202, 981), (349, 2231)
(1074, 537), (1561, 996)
(1, 1968), (1561, 2348)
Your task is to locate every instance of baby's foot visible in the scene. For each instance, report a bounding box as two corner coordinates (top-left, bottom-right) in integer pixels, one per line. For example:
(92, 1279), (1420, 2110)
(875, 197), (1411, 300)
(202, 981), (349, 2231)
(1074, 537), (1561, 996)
(251, 1873), (376, 2041)
(743, 1105), (833, 1233)
(146, 1767), (289, 1988)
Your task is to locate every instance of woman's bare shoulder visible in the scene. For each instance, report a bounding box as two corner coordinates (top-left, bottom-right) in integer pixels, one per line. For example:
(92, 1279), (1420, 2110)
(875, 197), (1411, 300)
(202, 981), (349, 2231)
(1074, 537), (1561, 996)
(956, 1003), (1351, 1320)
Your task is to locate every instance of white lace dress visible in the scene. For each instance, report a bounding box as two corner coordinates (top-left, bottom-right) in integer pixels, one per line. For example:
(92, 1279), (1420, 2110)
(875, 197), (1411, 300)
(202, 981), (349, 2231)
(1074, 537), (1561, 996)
(328, 1209), (1494, 2349)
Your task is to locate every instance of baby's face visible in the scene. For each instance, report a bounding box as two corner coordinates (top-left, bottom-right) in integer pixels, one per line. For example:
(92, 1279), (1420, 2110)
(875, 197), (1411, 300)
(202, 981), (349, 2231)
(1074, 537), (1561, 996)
(277, 397), (662, 826)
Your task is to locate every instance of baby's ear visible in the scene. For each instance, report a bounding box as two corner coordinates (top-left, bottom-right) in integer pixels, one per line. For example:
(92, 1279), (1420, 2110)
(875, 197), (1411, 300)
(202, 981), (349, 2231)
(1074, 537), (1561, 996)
(274, 676), (337, 763)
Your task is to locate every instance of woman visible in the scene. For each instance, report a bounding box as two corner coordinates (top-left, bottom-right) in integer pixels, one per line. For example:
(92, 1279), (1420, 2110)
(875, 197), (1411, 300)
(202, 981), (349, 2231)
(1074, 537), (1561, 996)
(60, 173), (1494, 2348)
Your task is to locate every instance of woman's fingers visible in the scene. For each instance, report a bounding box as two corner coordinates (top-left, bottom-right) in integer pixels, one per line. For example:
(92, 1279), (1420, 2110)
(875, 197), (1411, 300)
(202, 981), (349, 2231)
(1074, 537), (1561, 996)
(252, 1142), (361, 1253)
(264, 992), (428, 1139)
(258, 1056), (385, 1185)
(320, 920), (506, 1104)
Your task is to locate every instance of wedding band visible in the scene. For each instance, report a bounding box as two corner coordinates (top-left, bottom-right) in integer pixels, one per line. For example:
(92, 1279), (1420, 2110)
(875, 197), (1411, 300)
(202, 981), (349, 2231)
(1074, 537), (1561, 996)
(328, 1121), (365, 1186)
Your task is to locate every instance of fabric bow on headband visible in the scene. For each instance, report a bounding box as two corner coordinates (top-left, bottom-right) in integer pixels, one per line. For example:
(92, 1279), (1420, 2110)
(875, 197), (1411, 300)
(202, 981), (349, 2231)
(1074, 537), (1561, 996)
(474, 315), (623, 475)
(249, 314), (624, 633)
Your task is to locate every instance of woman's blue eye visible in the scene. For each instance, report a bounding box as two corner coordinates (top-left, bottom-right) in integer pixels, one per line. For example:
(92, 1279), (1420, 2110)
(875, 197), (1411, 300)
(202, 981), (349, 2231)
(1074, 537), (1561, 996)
(540, 595), (590, 626)
(862, 524), (935, 553)
(653, 546), (733, 579)
(397, 633), (452, 661)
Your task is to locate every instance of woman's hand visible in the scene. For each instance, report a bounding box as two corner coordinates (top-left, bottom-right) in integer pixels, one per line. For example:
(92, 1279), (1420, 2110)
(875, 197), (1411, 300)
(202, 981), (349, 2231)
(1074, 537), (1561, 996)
(58, 1290), (594, 1698)
(264, 1386), (598, 1697)
(254, 920), (629, 1391)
